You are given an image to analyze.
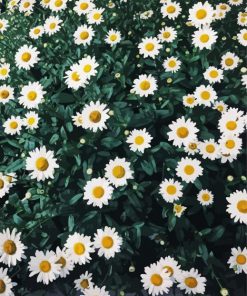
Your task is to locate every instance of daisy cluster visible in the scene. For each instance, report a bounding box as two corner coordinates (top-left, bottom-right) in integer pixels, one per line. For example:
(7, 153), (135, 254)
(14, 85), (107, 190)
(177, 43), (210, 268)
(0, 0), (246, 295)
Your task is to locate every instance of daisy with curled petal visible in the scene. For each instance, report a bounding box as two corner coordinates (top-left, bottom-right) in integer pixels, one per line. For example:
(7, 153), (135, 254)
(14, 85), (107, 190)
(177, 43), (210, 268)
(4, 173), (17, 188)
(141, 263), (173, 296)
(132, 74), (157, 97)
(218, 134), (242, 156)
(19, 81), (46, 109)
(0, 267), (16, 296)
(197, 189), (214, 206)
(182, 94), (197, 108)
(93, 226), (123, 259)
(65, 233), (94, 265)
(184, 140), (200, 155)
(199, 139), (220, 160)
(194, 84), (217, 106)
(73, 0), (95, 15)
(0, 19), (9, 33)
(126, 128), (152, 153)
(138, 37), (162, 59)
(82, 285), (110, 296)
(221, 52), (239, 70)
(167, 116), (199, 148)
(87, 8), (105, 25)
(159, 178), (183, 203)
(49, 0), (68, 11)
(226, 189), (247, 225)
(176, 157), (203, 183)
(157, 256), (181, 282)
(3, 116), (22, 135)
(105, 29), (121, 46)
(173, 204), (187, 217)
(15, 45), (40, 70)
(203, 66), (223, 84)
(0, 228), (26, 267)
(158, 26), (177, 43)
(73, 25), (95, 46)
(72, 112), (83, 127)
(28, 250), (61, 285)
(29, 26), (44, 39)
(74, 271), (93, 292)
(161, 0), (182, 20)
(44, 16), (62, 36)
(188, 1), (214, 27)
(0, 85), (14, 104)
(0, 64), (10, 80)
(237, 29), (247, 46)
(228, 247), (247, 274)
(65, 64), (88, 90)
(192, 27), (218, 50)
(105, 157), (133, 187)
(177, 268), (206, 295)
(25, 146), (59, 181)
(55, 247), (74, 278)
(81, 101), (109, 132)
(0, 173), (10, 198)
(83, 177), (114, 208)
(163, 56), (181, 73)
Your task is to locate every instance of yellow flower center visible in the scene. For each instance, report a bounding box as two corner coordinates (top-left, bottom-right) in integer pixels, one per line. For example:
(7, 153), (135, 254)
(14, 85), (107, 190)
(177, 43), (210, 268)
(168, 60), (176, 68)
(10, 121), (18, 129)
(205, 144), (215, 153)
(80, 2), (89, 10)
(92, 186), (105, 198)
(196, 9), (207, 20)
(110, 34), (117, 41)
(150, 273), (163, 286)
(186, 97), (195, 104)
(174, 204), (183, 213)
(140, 80), (151, 90)
(176, 126), (189, 138)
(33, 28), (40, 34)
(202, 193), (210, 201)
(80, 31), (89, 40)
(23, 1), (30, 8)
(0, 23), (3, 29)
(89, 110), (101, 123)
(166, 5), (175, 13)
(55, 0), (63, 7)
(166, 185), (177, 195)
(217, 105), (224, 112)
(0, 90), (9, 99)
(93, 13), (101, 20)
(102, 236), (114, 248)
(200, 34), (209, 43)
(236, 254), (247, 265)
(3, 239), (17, 255)
(209, 70), (218, 78)
(27, 117), (35, 125)
(0, 68), (8, 76)
(225, 140), (235, 149)
(184, 165), (195, 175)
(56, 256), (66, 268)
(243, 33), (247, 40)
(226, 121), (237, 131)
(27, 91), (37, 101)
(145, 43), (155, 51)
(0, 280), (6, 294)
(134, 136), (144, 145)
(35, 157), (49, 171)
(163, 31), (171, 38)
(83, 64), (92, 73)
(164, 265), (174, 276)
(185, 277), (198, 288)
(74, 242), (85, 255)
(225, 58), (233, 66)
(21, 52), (31, 62)
(71, 72), (80, 81)
(237, 200), (247, 213)
(112, 165), (125, 178)
(50, 23), (56, 30)
(201, 90), (210, 100)
(220, 4), (227, 10)
(80, 279), (89, 288)
(189, 143), (197, 150)
(0, 178), (4, 189)
(39, 260), (51, 273)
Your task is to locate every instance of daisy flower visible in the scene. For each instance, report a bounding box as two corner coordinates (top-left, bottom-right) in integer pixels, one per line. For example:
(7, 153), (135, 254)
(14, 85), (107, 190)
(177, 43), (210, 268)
(87, 8), (105, 25)
(19, 0), (35, 13)
(194, 84), (217, 106)
(216, 3), (231, 13)
(237, 12), (247, 27)
(192, 27), (217, 50)
(226, 189), (247, 224)
(221, 52), (239, 70)
(141, 263), (173, 296)
(132, 74), (157, 97)
(3, 116), (22, 135)
(28, 250), (61, 285)
(72, 112), (83, 127)
(228, 0), (243, 6)
(182, 94), (197, 108)
(15, 45), (40, 70)
(138, 37), (162, 59)
(55, 247), (74, 278)
(74, 271), (93, 292)
(73, 0), (95, 15)
(49, 0), (68, 11)
(0, 228), (26, 267)
(19, 81), (46, 109)
(0, 64), (10, 80)
(0, 267), (16, 295)
(81, 101), (109, 132)
(82, 285), (110, 296)
(0, 85), (14, 104)
(93, 226), (122, 259)
(159, 178), (183, 203)
(0, 173), (10, 198)
(167, 116), (198, 148)
(8, 0), (20, 10)
(161, 0), (182, 20)
(218, 135), (242, 156)
(25, 146), (59, 181)
(44, 16), (62, 36)
(203, 66), (223, 84)
(29, 26), (44, 39)
(79, 56), (99, 79)
(157, 256), (181, 282)
(105, 157), (133, 187)
(163, 56), (181, 73)
(173, 203), (187, 217)
(158, 26), (177, 43)
(40, 0), (51, 8)
(184, 140), (200, 155)
(0, 19), (9, 33)
(218, 107), (245, 136)
(65, 233), (94, 265)
(199, 139), (220, 160)
(126, 128), (153, 153)
(105, 29), (121, 46)
(237, 29), (247, 46)
(83, 177), (114, 208)
(214, 101), (228, 113)
(73, 25), (95, 46)
(197, 189), (214, 206)
(188, 1), (214, 27)
(177, 268), (206, 295)
(65, 63), (87, 90)
(176, 157), (203, 183)
(228, 247), (247, 274)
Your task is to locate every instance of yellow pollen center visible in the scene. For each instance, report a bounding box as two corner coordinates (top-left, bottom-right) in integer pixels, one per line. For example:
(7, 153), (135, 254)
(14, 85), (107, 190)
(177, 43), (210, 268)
(206, 144), (215, 153)
(225, 140), (235, 149)
(27, 117), (35, 125)
(184, 165), (195, 175)
(0, 280), (6, 293)
(225, 58), (233, 66)
(140, 80), (151, 90)
(27, 91), (37, 101)
(236, 254), (247, 265)
(167, 5), (175, 13)
(72, 72), (80, 81)
(74, 242), (85, 255)
(217, 105), (224, 112)
(0, 23), (3, 29)
(189, 143), (197, 150)
(163, 31), (171, 38)
(0, 90), (9, 99)
(0, 68), (7, 76)
(3, 240), (17, 255)
(83, 64), (92, 73)
(112, 165), (125, 178)
(93, 13), (101, 20)
(168, 60), (176, 68)
(80, 31), (89, 40)
(243, 33), (247, 40)
(110, 34), (117, 41)
(35, 157), (49, 171)
(0, 179), (4, 189)
(56, 256), (66, 268)
(196, 9), (207, 19)
(186, 97), (195, 104)
(200, 34), (209, 43)
(102, 236), (114, 248)
(39, 260), (51, 273)
(202, 193), (210, 201)
(176, 127), (189, 138)
(134, 136), (144, 145)
(166, 185), (177, 195)
(201, 90), (210, 100)
(55, 0), (63, 7)
(150, 274), (163, 286)
(209, 70), (218, 78)
(237, 200), (247, 213)
(89, 110), (101, 123)
(10, 121), (18, 129)
(21, 52), (31, 62)
(145, 43), (155, 51)
(80, 2), (89, 10)
(226, 121), (237, 131)
(50, 23), (56, 30)
(80, 279), (89, 288)
(185, 277), (198, 288)
(164, 265), (174, 276)
(34, 28), (40, 34)
(92, 186), (105, 198)
(23, 1), (30, 8)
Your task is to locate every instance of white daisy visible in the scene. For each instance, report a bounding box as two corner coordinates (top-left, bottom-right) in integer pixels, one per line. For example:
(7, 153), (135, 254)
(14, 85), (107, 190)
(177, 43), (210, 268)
(0, 228), (26, 267)
(105, 29), (121, 46)
(74, 271), (93, 292)
(163, 56), (181, 73)
(157, 256), (181, 282)
(81, 101), (109, 132)
(65, 233), (94, 265)
(138, 37), (162, 59)
(79, 56), (99, 79)
(49, 0), (68, 11)
(184, 140), (200, 155)
(93, 226), (122, 259)
(173, 204), (187, 217)
(218, 108), (245, 136)
(19, 0), (35, 13)
(82, 285), (110, 296)
(126, 128), (153, 153)
(0, 267), (15, 296)
(237, 12), (247, 27)
(216, 3), (231, 13)
(214, 101), (228, 113)
(158, 26), (177, 43)
(3, 116), (22, 135)
(177, 268), (206, 295)
(40, 0), (51, 8)
(73, 25), (95, 46)
(141, 263), (173, 296)
(87, 8), (105, 25)
(194, 84), (217, 106)
(182, 94), (197, 108)
(73, 0), (95, 15)
(23, 112), (39, 130)
(226, 189), (247, 224)
(0, 173), (10, 198)
(28, 250), (61, 285)
(167, 116), (198, 148)
(237, 29), (247, 46)
(228, 0), (243, 6)
(161, 0), (182, 20)
(218, 135), (242, 156)
(4, 173), (17, 188)
(132, 74), (157, 97)
(8, 0), (20, 10)
(199, 139), (220, 160)
(192, 27), (217, 50)
(0, 85), (14, 104)
(25, 146), (59, 181)
(221, 52), (239, 70)
(228, 247), (247, 274)
(197, 189), (214, 206)
(72, 112), (83, 127)
(15, 45), (40, 70)
(29, 26), (44, 39)
(65, 63), (87, 90)
(188, 1), (214, 27)
(0, 64), (10, 80)
(176, 157), (203, 183)
(220, 153), (237, 164)
(83, 177), (114, 208)
(203, 67), (223, 84)
(0, 19), (9, 33)
(159, 178), (183, 203)
(19, 81), (46, 109)
(44, 16), (62, 36)
(105, 157), (133, 187)
(55, 247), (74, 278)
